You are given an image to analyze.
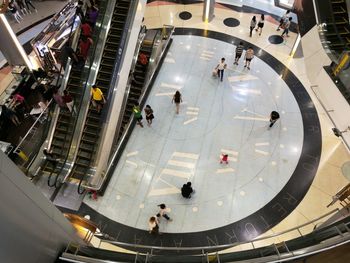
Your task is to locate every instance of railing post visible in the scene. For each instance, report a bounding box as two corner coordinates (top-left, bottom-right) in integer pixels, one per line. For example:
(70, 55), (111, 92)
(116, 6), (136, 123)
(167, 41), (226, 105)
(134, 252), (138, 263)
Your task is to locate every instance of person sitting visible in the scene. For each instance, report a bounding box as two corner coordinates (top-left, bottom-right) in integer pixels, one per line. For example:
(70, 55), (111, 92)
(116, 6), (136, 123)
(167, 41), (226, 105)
(181, 182), (194, 198)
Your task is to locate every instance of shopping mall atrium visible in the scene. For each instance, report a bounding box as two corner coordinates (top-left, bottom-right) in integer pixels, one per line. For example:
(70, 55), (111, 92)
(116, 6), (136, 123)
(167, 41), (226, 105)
(0, 0), (350, 262)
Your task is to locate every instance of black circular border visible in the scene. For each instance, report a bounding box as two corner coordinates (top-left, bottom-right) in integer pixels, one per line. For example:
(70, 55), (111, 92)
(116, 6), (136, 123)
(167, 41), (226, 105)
(268, 35), (284, 44)
(70, 28), (322, 250)
(179, 11), (192, 20)
(223, 17), (240, 27)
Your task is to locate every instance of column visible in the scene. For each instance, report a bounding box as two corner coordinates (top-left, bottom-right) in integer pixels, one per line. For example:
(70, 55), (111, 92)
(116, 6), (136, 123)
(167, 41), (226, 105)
(0, 14), (32, 69)
(203, 0), (215, 23)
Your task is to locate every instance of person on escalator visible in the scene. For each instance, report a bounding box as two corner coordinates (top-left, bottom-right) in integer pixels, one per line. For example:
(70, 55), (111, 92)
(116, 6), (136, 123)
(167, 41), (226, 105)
(86, 5), (99, 26)
(78, 35), (93, 61)
(91, 85), (106, 113)
(81, 18), (92, 37)
(43, 149), (58, 167)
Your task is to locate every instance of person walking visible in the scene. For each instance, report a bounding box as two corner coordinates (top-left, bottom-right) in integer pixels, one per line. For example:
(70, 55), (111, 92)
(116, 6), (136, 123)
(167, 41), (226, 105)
(234, 42), (244, 65)
(281, 17), (293, 37)
(172, 90), (182, 114)
(24, 0), (36, 12)
(269, 111), (280, 128)
(144, 105), (154, 126)
(215, 58), (227, 82)
(244, 47), (254, 70)
(277, 10), (291, 31)
(156, 204), (173, 221)
(255, 14), (265, 36)
(220, 154), (229, 164)
(133, 102), (144, 127)
(249, 16), (257, 37)
(181, 182), (194, 198)
(8, 2), (23, 23)
(148, 216), (159, 235)
(91, 85), (106, 113)
(16, 0), (28, 15)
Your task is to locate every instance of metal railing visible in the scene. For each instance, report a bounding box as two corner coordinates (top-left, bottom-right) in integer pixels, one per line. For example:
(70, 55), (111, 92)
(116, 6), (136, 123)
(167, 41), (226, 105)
(60, 209), (350, 263)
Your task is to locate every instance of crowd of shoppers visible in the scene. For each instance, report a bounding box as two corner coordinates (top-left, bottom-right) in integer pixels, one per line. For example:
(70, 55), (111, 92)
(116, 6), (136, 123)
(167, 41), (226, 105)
(7, 0), (37, 23)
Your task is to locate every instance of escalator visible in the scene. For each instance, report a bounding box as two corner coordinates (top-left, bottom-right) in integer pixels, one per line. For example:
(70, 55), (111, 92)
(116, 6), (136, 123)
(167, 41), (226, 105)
(116, 44), (152, 141)
(42, 68), (84, 185)
(325, 0), (350, 53)
(69, 0), (132, 188)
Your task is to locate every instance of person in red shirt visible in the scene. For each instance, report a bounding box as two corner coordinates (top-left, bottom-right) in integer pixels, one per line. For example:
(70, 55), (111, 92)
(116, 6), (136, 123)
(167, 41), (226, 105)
(220, 154), (229, 164)
(78, 35), (93, 61)
(81, 19), (92, 37)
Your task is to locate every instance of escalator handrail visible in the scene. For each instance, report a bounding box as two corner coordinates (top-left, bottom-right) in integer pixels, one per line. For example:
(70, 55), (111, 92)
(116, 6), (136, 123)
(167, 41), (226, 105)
(43, 7), (86, 187)
(66, 0), (140, 190)
(43, 1), (107, 186)
(81, 25), (175, 191)
(106, 28), (147, 162)
(59, 0), (120, 188)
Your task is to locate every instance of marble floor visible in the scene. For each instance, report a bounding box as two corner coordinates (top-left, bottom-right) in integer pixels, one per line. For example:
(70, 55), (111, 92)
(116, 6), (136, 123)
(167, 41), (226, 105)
(86, 34), (304, 233)
(81, 1), (350, 248)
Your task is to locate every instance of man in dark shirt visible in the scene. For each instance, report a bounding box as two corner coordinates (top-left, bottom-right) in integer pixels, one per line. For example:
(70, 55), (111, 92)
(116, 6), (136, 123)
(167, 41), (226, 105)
(181, 182), (194, 198)
(234, 42), (244, 65)
(269, 111), (280, 128)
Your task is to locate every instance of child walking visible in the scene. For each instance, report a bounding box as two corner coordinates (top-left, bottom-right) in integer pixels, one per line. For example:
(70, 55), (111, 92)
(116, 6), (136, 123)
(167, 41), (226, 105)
(220, 154), (229, 164)
(156, 204), (173, 221)
(144, 105), (154, 126)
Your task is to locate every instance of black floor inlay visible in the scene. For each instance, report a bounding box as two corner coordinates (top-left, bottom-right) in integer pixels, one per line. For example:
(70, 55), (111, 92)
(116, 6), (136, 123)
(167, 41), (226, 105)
(65, 28), (322, 250)
(179, 11), (192, 20)
(268, 35), (284, 44)
(223, 17), (240, 27)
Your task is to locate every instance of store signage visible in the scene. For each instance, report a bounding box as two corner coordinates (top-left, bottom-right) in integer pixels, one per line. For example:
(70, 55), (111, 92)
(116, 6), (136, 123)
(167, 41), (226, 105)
(0, 0), (9, 14)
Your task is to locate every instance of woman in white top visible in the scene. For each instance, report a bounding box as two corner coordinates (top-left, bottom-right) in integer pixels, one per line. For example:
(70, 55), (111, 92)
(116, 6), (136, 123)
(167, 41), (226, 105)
(277, 10), (290, 31)
(249, 16), (256, 37)
(255, 14), (265, 36)
(244, 47), (254, 70)
(215, 58), (227, 82)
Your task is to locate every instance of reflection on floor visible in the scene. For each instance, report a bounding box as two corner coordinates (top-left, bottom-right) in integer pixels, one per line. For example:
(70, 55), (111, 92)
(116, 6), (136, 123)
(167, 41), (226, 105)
(84, 1), (350, 247)
(85, 35), (305, 233)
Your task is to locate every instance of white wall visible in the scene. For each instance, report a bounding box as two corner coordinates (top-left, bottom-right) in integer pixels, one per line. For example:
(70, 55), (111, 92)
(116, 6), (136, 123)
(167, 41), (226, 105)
(0, 151), (81, 263)
(302, 25), (350, 148)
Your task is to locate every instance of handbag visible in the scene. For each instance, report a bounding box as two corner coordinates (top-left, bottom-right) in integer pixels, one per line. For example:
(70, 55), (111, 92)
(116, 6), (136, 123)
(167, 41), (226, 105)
(212, 68), (218, 77)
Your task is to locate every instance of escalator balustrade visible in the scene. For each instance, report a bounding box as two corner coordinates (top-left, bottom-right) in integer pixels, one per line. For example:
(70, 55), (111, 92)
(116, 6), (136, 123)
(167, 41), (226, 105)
(116, 44), (152, 143)
(70, 0), (132, 188)
(42, 68), (84, 184)
(325, 0), (350, 52)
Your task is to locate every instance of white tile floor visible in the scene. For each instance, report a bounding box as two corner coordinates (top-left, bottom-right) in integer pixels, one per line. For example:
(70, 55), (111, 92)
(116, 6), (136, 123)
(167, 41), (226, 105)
(84, 1), (350, 240)
(85, 35), (304, 233)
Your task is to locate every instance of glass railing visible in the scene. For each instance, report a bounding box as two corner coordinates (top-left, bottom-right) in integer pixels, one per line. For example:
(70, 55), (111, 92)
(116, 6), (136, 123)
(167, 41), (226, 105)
(60, 209), (350, 263)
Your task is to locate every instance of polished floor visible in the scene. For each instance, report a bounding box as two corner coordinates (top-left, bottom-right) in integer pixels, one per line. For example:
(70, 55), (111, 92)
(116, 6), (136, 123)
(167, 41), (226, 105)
(85, 34), (304, 233)
(81, 1), (350, 248)
(9, 0), (346, 250)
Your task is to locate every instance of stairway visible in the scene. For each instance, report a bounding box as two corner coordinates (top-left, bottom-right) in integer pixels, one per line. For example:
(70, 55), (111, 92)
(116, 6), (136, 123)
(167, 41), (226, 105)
(326, 0), (350, 52)
(69, 0), (132, 187)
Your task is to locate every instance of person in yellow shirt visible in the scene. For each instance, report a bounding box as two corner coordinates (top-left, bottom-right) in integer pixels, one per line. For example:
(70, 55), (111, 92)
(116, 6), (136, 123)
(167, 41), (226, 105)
(91, 84), (105, 113)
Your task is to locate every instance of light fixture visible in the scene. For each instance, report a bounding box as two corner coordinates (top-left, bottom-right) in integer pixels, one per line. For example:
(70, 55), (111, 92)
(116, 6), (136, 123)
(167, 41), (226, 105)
(0, 14), (33, 70)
